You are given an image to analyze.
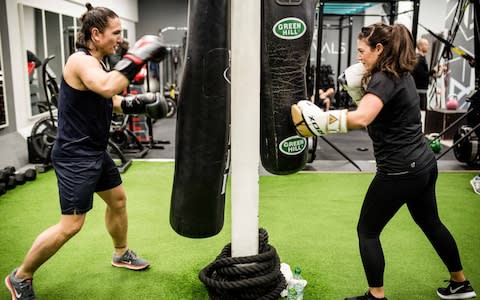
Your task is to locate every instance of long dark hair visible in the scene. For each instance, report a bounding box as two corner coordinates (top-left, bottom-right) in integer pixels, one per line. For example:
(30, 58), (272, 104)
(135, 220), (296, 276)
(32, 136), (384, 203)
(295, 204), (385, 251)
(359, 23), (416, 78)
(75, 2), (118, 50)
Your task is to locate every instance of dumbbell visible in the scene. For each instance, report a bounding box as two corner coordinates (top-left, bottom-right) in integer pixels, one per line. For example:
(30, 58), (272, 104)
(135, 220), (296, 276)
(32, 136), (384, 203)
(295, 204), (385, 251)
(0, 170), (8, 183)
(0, 182), (6, 196)
(1, 166), (16, 190)
(13, 168), (37, 185)
(3, 166), (16, 175)
(6, 175), (16, 190)
(15, 172), (26, 185)
(24, 169), (37, 181)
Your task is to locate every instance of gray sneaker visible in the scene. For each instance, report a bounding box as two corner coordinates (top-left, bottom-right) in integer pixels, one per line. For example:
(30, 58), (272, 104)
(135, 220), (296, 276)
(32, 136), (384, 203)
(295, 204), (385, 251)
(111, 249), (150, 270)
(4, 269), (36, 300)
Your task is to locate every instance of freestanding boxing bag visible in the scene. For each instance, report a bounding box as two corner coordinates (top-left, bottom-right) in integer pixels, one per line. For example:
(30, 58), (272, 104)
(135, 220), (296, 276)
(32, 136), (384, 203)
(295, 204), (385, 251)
(170, 0), (230, 238)
(260, 0), (315, 175)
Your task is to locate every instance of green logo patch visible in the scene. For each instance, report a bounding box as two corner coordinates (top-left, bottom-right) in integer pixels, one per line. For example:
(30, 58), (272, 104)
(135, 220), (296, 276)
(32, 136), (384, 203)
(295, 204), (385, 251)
(273, 17), (307, 40)
(279, 136), (307, 155)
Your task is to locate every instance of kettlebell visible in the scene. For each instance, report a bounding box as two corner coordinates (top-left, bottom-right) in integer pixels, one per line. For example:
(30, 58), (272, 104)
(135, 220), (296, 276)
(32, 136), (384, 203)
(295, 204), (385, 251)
(446, 94), (459, 110)
(430, 139), (441, 153)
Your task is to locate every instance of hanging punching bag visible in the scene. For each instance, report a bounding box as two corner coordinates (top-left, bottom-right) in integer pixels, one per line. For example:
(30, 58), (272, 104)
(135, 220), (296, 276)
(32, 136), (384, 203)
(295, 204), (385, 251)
(260, 0), (315, 175)
(170, 0), (230, 238)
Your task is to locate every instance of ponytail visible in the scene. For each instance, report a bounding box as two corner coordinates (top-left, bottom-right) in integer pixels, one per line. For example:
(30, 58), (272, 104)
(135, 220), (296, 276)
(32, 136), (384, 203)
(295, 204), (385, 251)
(359, 23), (417, 77)
(390, 24), (416, 74)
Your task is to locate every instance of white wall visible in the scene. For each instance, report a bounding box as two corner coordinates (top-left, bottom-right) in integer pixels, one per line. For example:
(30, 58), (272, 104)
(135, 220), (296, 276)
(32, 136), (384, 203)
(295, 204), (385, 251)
(417, 0), (448, 36)
(18, 0), (138, 23)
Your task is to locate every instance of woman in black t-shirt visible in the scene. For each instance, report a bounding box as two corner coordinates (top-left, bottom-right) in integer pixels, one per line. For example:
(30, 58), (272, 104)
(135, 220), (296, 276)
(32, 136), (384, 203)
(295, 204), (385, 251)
(344, 23), (475, 300)
(291, 23), (476, 300)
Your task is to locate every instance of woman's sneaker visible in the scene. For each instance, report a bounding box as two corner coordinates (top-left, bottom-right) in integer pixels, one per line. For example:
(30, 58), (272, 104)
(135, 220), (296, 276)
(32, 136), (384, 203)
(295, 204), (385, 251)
(111, 249), (150, 270)
(437, 280), (476, 299)
(4, 269), (36, 300)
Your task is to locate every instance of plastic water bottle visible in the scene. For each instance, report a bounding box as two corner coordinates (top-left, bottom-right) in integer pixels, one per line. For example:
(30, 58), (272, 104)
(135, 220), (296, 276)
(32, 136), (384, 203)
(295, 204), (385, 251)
(287, 287), (297, 300)
(293, 267), (305, 300)
(293, 266), (302, 280)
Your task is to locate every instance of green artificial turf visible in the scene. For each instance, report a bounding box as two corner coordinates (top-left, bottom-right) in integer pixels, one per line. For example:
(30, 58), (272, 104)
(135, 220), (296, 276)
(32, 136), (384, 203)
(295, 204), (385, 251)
(0, 161), (479, 299)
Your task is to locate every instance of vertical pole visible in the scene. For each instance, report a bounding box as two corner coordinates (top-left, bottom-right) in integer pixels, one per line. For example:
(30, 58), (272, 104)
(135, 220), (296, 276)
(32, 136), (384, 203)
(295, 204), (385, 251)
(230, 0), (260, 257)
(337, 16), (343, 80)
(474, 0), (480, 89)
(388, 1), (397, 25)
(315, 1), (325, 104)
(347, 16), (353, 67)
(412, 0), (420, 48)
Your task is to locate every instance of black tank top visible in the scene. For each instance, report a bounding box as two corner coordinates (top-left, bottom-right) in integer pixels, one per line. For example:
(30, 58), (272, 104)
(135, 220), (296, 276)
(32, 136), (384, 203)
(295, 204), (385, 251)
(52, 48), (113, 159)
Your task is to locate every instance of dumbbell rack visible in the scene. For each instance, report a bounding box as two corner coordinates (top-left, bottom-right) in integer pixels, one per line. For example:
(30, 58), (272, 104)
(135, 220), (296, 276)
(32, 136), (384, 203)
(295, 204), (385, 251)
(0, 166), (37, 196)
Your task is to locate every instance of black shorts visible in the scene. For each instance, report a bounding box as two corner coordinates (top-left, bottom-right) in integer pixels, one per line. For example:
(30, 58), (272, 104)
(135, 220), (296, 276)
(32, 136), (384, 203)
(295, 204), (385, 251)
(52, 152), (122, 215)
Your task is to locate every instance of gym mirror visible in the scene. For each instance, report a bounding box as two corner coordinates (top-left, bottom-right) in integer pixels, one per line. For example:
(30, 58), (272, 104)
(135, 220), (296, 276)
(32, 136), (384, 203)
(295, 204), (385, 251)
(21, 5), (67, 117)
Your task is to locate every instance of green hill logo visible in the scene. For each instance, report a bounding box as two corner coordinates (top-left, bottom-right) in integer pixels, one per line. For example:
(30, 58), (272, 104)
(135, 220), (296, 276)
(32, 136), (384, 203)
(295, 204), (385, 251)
(279, 136), (307, 155)
(273, 17), (306, 40)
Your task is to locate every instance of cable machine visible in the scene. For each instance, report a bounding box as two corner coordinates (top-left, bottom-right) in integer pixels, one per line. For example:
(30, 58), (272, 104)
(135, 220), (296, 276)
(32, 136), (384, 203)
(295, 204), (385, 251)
(430, 0), (480, 165)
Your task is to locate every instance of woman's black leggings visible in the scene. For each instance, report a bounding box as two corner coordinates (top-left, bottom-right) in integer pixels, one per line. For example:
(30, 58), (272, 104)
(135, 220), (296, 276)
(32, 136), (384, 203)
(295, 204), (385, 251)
(357, 162), (463, 287)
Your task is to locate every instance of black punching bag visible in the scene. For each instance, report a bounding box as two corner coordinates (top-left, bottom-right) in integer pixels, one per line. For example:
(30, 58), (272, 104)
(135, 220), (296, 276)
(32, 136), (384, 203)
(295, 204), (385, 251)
(260, 0), (315, 174)
(170, 0), (230, 238)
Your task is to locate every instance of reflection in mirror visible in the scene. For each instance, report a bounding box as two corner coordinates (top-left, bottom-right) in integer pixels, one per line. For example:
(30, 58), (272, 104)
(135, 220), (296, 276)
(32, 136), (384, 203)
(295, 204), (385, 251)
(22, 6), (45, 116)
(45, 11), (62, 82)
(23, 6), (69, 116)
(62, 15), (75, 64)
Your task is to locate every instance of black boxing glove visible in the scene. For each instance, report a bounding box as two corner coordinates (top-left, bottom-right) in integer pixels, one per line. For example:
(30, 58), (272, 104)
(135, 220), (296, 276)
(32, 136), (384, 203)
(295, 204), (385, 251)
(120, 92), (168, 120)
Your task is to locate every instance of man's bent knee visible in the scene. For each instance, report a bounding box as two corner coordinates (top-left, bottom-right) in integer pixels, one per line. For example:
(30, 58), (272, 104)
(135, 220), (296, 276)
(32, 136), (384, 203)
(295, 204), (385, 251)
(59, 214), (85, 237)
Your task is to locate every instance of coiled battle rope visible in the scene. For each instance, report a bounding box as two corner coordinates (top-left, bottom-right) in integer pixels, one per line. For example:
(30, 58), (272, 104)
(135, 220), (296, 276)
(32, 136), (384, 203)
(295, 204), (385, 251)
(199, 228), (286, 300)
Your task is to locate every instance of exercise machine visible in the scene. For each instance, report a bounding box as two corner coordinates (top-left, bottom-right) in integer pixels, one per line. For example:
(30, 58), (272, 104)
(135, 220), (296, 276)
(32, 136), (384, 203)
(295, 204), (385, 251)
(28, 55), (58, 172)
(424, 0), (479, 166)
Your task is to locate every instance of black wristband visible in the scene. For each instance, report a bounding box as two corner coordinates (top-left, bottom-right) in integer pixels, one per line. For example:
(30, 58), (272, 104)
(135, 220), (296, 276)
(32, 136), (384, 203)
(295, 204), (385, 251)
(120, 95), (146, 115)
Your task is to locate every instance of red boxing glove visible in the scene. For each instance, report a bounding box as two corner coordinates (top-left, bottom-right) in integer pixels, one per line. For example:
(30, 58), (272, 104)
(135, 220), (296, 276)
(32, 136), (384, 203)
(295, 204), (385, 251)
(114, 35), (167, 81)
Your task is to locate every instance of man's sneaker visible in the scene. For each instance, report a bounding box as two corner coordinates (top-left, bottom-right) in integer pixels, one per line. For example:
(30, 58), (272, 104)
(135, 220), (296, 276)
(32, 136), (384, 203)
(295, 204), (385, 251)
(345, 291), (387, 300)
(4, 269), (36, 300)
(470, 176), (480, 195)
(437, 279), (476, 299)
(111, 249), (150, 270)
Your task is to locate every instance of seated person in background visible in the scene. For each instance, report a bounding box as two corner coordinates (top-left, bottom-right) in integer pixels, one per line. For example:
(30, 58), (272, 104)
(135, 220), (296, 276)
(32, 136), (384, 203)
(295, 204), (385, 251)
(310, 65), (336, 111)
(311, 86), (334, 111)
